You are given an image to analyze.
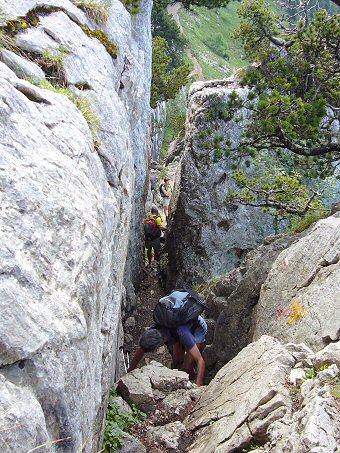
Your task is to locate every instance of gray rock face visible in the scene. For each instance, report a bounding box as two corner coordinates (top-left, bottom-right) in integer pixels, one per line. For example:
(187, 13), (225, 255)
(147, 421), (187, 451)
(187, 336), (293, 453)
(0, 0), (152, 451)
(204, 233), (300, 373)
(117, 361), (190, 413)
(253, 213), (340, 351)
(187, 335), (340, 453)
(0, 49), (46, 80)
(167, 79), (275, 289)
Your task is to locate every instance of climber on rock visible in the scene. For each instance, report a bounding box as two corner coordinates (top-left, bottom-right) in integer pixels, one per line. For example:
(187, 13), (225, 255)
(144, 206), (166, 266)
(159, 176), (172, 224)
(127, 316), (207, 386)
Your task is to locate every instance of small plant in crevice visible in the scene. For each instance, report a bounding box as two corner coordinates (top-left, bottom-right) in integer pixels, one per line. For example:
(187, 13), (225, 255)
(28, 78), (101, 142)
(81, 25), (118, 58)
(75, 0), (109, 25)
(193, 275), (223, 298)
(74, 94), (100, 141)
(122, 0), (140, 15)
(103, 387), (146, 452)
(304, 368), (318, 380)
(288, 383), (302, 412)
(35, 46), (69, 84)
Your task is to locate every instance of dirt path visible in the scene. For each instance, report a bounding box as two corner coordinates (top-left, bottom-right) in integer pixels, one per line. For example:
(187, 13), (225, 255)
(167, 2), (205, 81)
(122, 259), (195, 453)
(122, 259), (172, 370)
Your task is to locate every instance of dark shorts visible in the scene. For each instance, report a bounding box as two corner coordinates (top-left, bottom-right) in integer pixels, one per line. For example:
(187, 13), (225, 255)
(145, 238), (161, 255)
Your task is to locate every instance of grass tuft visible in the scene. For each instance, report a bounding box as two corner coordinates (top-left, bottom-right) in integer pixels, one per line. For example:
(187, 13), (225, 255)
(76, 0), (110, 25)
(28, 78), (100, 141)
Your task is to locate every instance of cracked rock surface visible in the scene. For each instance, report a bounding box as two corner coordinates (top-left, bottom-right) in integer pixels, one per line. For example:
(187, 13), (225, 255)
(185, 335), (340, 453)
(0, 0), (152, 451)
(253, 212), (340, 350)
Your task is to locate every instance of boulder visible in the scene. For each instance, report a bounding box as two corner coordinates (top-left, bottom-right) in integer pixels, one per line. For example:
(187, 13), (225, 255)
(116, 430), (147, 453)
(109, 396), (133, 415)
(167, 79), (276, 289)
(187, 336), (340, 453)
(160, 387), (202, 417)
(253, 213), (340, 351)
(147, 421), (187, 451)
(206, 233), (300, 371)
(0, 49), (45, 81)
(187, 336), (294, 453)
(264, 364), (340, 452)
(117, 361), (189, 413)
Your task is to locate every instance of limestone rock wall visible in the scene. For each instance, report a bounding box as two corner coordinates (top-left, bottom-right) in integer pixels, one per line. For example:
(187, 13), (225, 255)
(167, 79), (275, 289)
(253, 211), (340, 349)
(187, 336), (340, 453)
(0, 0), (152, 451)
(200, 210), (339, 380)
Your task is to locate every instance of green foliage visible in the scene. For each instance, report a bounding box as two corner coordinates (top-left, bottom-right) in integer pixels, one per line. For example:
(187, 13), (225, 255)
(151, 36), (190, 108)
(178, 3), (247, 79)
(289, 208), (329, 233)
(122, 0), (140, 15)
(214, 0), (340, 218)
(152, 0), (187, 69)
(160, 90), (187, 161)
(75, 95), (100, 140)
(35, 46), (69, 83)
(42, 47), (69, 69)
(305, 368), (318, 380)
(331, 380), (340, 400)
(36, 79), (74, 98)
(81, 25), (118, 58)
(103, 388), (146, 452)
(227, 167), (326, 217)
(193, 275), (223, 298)
(204, 33), (230, 59)
(182, 0), (231, 8)
(319, 364), (330, 371)
(233, 2), (339, 163)
(76, 1), (110, 25)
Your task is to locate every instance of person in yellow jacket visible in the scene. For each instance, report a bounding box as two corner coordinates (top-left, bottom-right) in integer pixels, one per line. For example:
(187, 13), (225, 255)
(144, 206), (166, 266)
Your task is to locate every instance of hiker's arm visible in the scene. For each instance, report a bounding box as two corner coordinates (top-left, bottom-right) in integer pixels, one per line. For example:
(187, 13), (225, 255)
(128, 347), (144, 372)
(187, 344), (205, 386)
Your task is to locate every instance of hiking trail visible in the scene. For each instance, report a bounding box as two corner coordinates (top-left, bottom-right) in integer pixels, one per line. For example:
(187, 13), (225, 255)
(167, 2), (205, 81)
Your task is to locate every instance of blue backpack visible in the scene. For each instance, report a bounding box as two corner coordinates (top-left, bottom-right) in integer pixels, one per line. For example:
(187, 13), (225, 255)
(153, 289), (206, 328)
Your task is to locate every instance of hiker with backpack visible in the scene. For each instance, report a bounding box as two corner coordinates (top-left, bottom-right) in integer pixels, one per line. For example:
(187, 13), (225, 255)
(159, 176), (172, 224)
(128, 290), (207, 386)
(144, 206), (166, 266)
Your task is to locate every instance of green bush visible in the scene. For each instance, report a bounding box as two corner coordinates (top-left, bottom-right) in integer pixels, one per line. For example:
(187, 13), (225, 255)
(122, 0), (140, 14)
(289, 209), (329, 234)
(103, 388), (146, 452)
